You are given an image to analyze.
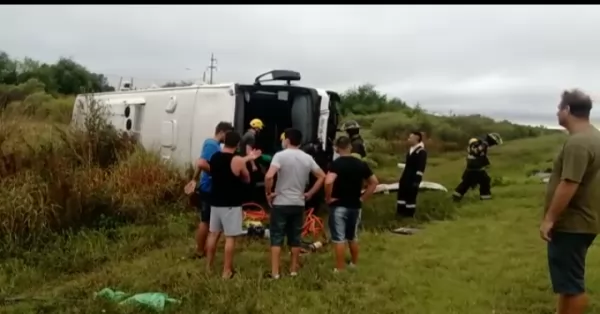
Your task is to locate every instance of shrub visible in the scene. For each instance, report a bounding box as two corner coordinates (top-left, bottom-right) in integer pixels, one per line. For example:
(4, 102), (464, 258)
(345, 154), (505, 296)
(0, 98), (184, 255)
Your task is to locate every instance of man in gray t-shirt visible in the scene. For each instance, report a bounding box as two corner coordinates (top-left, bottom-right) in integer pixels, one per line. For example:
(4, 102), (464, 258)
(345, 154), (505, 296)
(264, 128), (326, 279)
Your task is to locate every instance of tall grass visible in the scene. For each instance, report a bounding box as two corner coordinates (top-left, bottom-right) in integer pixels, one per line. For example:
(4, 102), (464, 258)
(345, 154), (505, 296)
(0, 97), (185, 257)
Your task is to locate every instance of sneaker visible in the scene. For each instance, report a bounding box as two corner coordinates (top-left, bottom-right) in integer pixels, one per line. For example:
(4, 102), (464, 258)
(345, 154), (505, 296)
(347, 262), (357, 270)
(290, 272), (298, 277)
(264, 272), (280, 280)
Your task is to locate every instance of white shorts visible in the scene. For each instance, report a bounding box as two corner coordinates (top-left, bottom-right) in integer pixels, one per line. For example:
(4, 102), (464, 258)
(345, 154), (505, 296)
(209, 206), (244, 237)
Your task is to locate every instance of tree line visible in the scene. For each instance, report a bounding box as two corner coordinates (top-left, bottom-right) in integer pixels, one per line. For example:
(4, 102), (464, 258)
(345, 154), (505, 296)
(0, 51), (114, 96)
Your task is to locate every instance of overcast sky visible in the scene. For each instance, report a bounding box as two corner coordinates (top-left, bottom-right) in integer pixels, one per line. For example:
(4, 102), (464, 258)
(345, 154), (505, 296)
(1, 5), (599, 126)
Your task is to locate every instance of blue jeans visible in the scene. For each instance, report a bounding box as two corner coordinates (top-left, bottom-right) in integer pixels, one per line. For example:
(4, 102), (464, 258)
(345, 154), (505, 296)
(328, 206), (361, 243)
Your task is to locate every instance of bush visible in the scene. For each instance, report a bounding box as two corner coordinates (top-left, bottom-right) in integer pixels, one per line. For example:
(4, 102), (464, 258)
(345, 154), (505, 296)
(1, 79), (74, 123)
(0, 98), (184, 255)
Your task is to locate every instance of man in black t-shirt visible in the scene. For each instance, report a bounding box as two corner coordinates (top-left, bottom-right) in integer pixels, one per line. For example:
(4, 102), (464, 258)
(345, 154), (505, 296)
(325, 136), (378, 272)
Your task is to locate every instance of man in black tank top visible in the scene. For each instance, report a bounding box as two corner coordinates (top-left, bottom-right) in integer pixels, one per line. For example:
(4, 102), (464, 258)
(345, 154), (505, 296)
(205, 131), (262, 279)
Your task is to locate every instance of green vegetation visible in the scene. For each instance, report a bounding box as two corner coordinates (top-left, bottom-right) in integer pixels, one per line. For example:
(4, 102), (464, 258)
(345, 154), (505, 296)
(1, 52), (593, 313)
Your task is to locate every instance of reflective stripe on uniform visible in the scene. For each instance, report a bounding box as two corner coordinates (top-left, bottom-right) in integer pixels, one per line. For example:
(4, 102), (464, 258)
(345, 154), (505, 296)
(480, 195), (492, 199)
(397, 200), (406, 204)
(453, 191), (462, 197)
(416, 171), (424, 176)
(406, 204), (416, 209)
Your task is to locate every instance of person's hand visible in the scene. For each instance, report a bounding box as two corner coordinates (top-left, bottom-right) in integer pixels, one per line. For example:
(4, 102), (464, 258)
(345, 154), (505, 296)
(326, 197), (338, 204)
(304, 192), (314, 201)
(539, 219), (554, 242)
(248, 149), (262, 161)
(266, 193), (276, 206)
(184, 180), (197, 195)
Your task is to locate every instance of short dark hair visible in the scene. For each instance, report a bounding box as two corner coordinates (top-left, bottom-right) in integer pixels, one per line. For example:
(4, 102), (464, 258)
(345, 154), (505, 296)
(560, 89), (592, 119)
(283, 128), (302, 146)
(335, 136), (351, 150)
(410, 131), (423, 142)
(215, 121), (234, 134)
(223, 131), (241, 148)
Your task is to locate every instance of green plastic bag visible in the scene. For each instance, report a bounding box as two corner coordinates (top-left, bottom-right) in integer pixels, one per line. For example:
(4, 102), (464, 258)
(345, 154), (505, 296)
(95, 288), (180, 312)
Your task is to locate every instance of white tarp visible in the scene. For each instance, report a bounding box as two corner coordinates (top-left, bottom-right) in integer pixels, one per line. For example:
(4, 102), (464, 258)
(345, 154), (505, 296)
(363, 162), (448, 194)
(369, 181), (448, 194)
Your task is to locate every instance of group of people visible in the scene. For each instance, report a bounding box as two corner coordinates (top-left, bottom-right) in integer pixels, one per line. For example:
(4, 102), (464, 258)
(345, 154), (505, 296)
(392, 89), (600, 314)
(339, 119), (503, 221)
(185, 118), (379, 279)
(185, 89), (600, 314)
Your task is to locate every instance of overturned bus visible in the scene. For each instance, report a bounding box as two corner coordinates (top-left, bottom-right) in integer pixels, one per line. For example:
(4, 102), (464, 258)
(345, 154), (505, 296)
(71, 70), (341, 206)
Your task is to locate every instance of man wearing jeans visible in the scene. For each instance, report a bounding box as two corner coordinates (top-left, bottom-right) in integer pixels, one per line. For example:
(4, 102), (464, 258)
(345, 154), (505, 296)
(540, 89), (600, 314)
(264, 128), (326, 279)
(325, 136), (378, 272)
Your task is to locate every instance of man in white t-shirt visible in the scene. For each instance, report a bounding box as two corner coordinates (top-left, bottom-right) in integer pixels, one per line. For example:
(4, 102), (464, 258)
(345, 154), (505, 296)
(264, 128), (326, 279)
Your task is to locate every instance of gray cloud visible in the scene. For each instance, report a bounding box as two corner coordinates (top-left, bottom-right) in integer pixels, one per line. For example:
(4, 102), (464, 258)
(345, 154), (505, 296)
(2, 5), (600, 126)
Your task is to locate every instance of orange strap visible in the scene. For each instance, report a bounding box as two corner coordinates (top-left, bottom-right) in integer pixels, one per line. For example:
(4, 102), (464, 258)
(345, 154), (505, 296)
(241, 203), (325, 239)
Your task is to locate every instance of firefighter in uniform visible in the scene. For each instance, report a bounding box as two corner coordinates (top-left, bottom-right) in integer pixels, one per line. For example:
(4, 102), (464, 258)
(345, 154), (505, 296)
(397, 131), (428, 218)
(452, 132), (503, 202)
(340, 120), (367, 159)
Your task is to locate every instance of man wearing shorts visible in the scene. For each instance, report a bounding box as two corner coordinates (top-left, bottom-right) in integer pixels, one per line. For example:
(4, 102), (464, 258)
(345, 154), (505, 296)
(540, 89), (600, 314)
(325, 136), (378, 272)
(205, 131), (261, 279)
(186, 121), (233, 259)
(264, 128), (326, 279)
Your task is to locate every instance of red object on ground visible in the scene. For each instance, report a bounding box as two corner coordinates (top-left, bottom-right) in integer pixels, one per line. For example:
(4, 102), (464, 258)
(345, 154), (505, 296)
(241, 203), (325, 240)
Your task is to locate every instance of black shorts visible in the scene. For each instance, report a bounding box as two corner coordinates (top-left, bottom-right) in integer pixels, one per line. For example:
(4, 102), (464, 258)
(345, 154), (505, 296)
(194, 191), (211, 223)
(547, 231), (596, 295)
(269, 205), (304, 248)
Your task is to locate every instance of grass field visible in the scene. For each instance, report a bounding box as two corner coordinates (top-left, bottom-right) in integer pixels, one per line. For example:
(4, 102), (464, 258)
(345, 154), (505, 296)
(2, 132), (599, 314)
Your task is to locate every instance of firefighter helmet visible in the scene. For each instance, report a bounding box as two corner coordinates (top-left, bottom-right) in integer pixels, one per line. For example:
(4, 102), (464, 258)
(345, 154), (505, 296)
(341, 120), (360, 131)
(249, 118), (264, 130)
(486, 133), (503, 146)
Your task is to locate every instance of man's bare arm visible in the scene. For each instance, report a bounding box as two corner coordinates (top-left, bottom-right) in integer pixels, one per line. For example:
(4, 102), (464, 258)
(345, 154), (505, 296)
(245, 145), (254, 155)
(306, 167), (326, 198)
(545, 140), (589, 223)
(264, 165), (279, 195)
(544, 180), (579, 223)
(238, 158), (251, 183)
(324, 172), (337, 201)
(361, 175), (379, 202)
(192, 159), (210, 180)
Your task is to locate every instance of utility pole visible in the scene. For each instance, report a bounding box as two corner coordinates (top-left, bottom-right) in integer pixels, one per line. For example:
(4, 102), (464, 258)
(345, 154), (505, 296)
(207, 53), (217, 84)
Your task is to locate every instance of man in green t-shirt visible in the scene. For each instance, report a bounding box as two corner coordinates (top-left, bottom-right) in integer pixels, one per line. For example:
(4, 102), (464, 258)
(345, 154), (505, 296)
(541, 89), (600, 314)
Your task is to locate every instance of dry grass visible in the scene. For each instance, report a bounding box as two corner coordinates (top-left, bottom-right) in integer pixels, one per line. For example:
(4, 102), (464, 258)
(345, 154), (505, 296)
(0, 104), (185, 255)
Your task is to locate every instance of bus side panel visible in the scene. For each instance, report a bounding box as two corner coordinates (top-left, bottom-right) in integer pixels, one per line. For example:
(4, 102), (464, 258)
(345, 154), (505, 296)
(189, 86), (237, 166)
(156, 88), (200, 168)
